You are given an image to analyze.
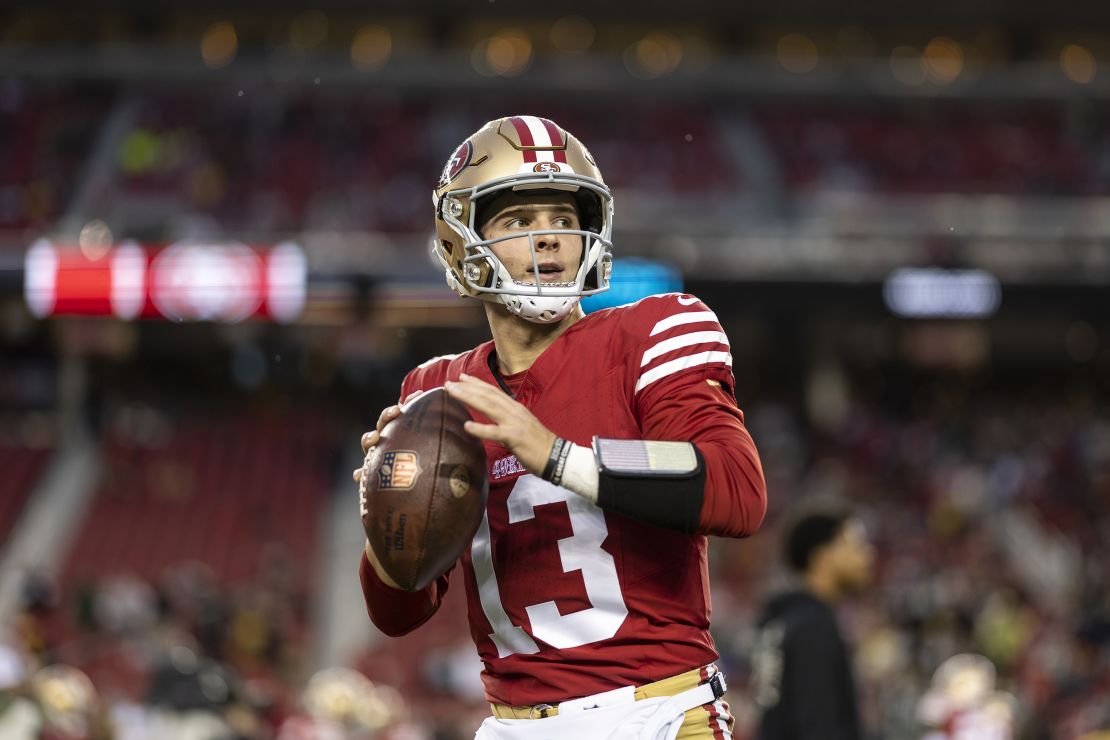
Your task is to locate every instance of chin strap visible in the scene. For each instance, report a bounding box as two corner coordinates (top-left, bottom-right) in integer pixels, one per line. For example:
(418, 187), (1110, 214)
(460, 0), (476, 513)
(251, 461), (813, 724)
(502, 293), (579, 324)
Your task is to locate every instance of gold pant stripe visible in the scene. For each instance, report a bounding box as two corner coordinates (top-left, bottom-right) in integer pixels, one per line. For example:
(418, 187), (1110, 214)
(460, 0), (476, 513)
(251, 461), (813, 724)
(490, 665), (712, 720)
(677, 698), (733, 740)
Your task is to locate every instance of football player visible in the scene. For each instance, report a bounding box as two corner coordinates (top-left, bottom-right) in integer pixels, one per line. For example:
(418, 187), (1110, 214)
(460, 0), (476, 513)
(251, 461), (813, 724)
(917, 654), (1015, 740)
(355, 116), (767, 739)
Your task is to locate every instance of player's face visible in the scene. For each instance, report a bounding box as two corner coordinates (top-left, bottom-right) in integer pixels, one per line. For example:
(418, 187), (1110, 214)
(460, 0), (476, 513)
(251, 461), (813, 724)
(479, 192), (585, 286)
(830, 519), (875, 593)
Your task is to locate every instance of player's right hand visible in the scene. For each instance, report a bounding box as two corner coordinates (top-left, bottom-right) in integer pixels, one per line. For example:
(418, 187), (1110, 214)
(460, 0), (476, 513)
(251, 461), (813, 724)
(352, 391), (423, 484)
(357, 391), (423, 590)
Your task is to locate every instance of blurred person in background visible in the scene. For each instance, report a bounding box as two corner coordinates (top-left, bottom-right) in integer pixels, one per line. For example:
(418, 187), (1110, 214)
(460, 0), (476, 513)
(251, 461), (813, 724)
(355, 116), (767, 739)
(751, 504), (874, 740)
(277, 667), (399, 740)
(916, 653), (1015, 740)
(6, 663), (115, 740)
(33, 665), (113, 739)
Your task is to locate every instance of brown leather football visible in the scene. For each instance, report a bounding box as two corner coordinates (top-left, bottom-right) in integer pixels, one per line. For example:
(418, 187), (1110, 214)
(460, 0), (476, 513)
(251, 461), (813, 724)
(360, 387), (488, 591)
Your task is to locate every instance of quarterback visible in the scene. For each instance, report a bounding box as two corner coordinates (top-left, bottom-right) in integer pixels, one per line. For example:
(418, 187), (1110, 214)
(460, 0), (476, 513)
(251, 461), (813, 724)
(356, 116), (767, 740)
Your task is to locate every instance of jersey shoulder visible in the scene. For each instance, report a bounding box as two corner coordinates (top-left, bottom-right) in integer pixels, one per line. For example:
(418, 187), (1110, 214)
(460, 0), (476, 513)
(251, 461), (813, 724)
(401, 345), (486, 396)
(590, 292), (724, 347)
(590, 293), (732, 401)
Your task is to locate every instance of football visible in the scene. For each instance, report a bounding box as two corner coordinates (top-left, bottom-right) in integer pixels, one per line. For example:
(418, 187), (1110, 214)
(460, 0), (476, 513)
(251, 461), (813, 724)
(360, 387), (489, 591)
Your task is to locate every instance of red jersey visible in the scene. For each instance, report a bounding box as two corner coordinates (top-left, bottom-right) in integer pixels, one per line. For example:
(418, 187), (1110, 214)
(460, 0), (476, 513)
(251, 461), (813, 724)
(360, 293), (767, 706)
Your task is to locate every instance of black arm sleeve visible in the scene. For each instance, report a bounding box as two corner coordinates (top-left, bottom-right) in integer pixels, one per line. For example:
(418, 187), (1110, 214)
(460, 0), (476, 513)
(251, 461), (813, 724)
(595, 445), (706, 533)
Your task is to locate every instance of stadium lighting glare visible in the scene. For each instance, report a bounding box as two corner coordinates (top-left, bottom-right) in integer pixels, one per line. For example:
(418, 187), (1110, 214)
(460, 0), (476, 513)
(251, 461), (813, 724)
(625, 32), (683, 79)
(78, 219), (113, 261)
(200, 22), (237, 69)
(24, 239), (57, 319)
(110, 242), (146, 321)
(351, 25), (392, 72)
(924, 37), (964, 84)
(267, 243), (308, 324)
(550, 16), (595, 54)
(1061, 44), (1096, 84)
(883, 268), (1001, 319)
(776, 34), (819, 74)
(474, 29), (533, 77)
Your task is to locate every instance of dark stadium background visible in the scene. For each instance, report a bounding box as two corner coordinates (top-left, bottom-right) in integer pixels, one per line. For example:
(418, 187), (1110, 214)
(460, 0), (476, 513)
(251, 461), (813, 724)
(1, 1), (1108, 737)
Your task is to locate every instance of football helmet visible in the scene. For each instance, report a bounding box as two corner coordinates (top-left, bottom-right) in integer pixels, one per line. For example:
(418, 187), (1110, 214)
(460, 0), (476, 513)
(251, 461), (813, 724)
(302, 667), (397, 731)
(31, 665), (98, 736)
(931, 653), (996, 708)
(432, 116), (613, 323)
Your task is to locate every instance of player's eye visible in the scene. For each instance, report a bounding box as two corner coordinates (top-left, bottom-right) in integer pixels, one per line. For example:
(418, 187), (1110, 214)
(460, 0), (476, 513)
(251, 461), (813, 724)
(552, 217), (573, 228)
(505, 217), (529, 229)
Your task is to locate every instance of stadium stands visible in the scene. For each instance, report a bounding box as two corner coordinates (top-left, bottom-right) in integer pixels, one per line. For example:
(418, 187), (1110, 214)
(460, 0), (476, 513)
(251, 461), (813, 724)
(105, 93), (745, 234)
(60, 408), (336, 590)
(752, 103), (1093, 195)
(0, 445), (52, 548)
(0, 83), (117, 230)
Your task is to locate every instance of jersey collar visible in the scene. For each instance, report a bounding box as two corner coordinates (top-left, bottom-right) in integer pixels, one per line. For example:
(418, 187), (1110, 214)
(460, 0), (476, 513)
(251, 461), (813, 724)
(470, 312), (598, 402)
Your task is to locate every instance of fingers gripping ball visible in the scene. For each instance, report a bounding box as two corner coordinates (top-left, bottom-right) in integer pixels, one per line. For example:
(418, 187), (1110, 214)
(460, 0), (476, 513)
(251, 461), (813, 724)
(360, 388), (489, 591)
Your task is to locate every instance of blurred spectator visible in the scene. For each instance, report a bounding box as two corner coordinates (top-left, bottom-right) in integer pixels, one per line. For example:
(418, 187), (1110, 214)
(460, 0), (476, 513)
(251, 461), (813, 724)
(276, 667), (400, 740)
(751, 503), (875, 739)
(30, 664), (114, 739)
(917, 653), (1016, 739)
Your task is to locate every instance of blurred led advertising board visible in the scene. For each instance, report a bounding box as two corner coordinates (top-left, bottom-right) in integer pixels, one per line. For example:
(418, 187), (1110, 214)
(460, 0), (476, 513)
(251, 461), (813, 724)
(24, 239), (306, 323)
(581, 257), (683, 313)
(883, 268), (1001, 319)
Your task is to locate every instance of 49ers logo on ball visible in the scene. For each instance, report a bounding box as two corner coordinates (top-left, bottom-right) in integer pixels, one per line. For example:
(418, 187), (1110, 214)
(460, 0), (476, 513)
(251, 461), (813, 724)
(533, 162), (562, 173)
(438, 141), (473, 188)
(378, 451), (420, 490)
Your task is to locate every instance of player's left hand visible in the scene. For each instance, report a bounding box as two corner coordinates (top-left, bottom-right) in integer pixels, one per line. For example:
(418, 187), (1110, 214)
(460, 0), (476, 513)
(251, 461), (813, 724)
(445, 374), (557, 476)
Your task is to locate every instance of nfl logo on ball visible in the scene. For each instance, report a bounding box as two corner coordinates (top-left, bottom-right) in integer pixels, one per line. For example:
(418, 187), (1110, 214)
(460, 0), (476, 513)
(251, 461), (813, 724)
(379, 451), (420, 490)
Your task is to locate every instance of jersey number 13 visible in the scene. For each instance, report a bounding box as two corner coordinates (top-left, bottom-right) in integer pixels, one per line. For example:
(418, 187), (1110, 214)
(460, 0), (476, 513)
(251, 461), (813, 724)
(470, 475), (629, 657)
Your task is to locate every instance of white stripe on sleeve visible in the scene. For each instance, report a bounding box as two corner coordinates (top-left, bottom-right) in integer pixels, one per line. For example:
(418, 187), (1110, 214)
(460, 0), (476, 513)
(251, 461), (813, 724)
(634, 351), (733, 393)
(650, 310), (720, 336)
(640, 331), (730, 367)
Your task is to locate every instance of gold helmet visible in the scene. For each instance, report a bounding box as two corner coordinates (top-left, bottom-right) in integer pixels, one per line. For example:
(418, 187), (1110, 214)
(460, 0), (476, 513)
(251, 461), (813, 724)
(31, 664), (99, 736)
(931, 653), (996, 708)
(432, 116), (614, 323)
(302, 667), (398, 731)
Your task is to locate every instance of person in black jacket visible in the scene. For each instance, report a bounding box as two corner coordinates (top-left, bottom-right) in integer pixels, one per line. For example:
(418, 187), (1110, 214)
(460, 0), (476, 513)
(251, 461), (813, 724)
(751, 504), (875, 740)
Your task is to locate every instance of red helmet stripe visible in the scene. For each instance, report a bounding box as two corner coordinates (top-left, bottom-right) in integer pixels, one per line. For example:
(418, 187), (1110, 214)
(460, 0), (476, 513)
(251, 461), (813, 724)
(509, 116), (538, 162)
(540, 118), (568, 163)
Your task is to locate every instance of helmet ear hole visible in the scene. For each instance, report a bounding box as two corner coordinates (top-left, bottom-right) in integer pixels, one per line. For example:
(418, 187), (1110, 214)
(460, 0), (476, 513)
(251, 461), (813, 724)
(584, 252), (611, 291)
